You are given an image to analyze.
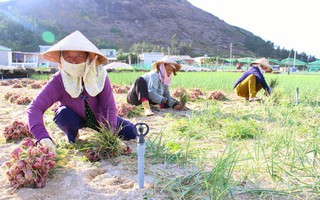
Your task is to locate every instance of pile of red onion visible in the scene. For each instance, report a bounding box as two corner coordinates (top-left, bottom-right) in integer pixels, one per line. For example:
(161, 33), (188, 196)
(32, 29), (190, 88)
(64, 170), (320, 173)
(116, 103), (136, 117)
(5, 138), (56, 188)
(3, 121), (33, 141)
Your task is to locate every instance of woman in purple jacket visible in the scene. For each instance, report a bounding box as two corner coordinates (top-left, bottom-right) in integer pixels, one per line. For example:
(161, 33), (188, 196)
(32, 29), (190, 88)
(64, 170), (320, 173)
(27, 31), (136, 152)
(233, 57), (272, 101)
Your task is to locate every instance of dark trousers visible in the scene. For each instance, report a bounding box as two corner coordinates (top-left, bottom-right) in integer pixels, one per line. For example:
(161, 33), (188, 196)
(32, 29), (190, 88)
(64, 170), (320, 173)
(127, 77), (149, 106)
(53, 106), (136, 142)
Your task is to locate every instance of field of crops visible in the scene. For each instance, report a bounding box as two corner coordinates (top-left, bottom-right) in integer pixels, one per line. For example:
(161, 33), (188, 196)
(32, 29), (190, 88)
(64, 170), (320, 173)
(110, 71), (320, 199)
(0, 71), (319, 199)
(109, 71), (320, 105)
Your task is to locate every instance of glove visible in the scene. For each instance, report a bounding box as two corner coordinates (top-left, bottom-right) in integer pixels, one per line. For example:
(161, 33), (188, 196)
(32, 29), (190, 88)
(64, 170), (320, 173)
(264, 87), (273, 96)
(173, 102), (183, 111)
(268, 87), (273, 96)
(39, 138), (56, 153)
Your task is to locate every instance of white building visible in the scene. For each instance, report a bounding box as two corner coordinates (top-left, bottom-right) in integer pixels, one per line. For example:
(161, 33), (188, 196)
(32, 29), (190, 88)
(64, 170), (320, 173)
(193, 56), (208, 65)
(100, 49), (117, 63)
(0, 45), (11, 66)
(100, 49), (117, 57)
(139, 52), (164, 65)
(10, 51), (39, 68)
(39, 45), (58, 67)
(168, 55), (194, 65)
(1, 45), (39, 68)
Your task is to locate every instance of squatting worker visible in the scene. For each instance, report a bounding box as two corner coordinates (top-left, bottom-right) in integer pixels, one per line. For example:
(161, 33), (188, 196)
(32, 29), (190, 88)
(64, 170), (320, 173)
(127, 56), (183, 116)
(233, 57), (273, 102)
(27, 30), (136, 152)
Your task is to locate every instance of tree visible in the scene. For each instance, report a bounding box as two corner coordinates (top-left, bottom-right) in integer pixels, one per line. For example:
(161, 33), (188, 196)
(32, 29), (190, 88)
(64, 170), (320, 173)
(177, 41), (194, 56)
(129, 41), (156, 54)
(169, 34), (178, 55)
(204, 57), (224, 66)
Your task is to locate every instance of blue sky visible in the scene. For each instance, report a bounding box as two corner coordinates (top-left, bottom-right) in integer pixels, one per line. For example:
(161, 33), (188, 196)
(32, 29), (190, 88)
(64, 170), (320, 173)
(188, 0), (319, 58)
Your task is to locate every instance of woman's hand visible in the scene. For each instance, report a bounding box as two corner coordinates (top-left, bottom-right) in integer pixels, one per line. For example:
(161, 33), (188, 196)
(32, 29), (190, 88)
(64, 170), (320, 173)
(173, 103), (183, 111)
(39, 138), (56, 153)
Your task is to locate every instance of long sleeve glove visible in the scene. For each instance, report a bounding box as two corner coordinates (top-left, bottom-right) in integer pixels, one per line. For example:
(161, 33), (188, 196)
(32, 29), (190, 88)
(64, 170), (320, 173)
(39, 138), (56, 153)
(265, 87), (273, 96)
(267, 87), (273, 96)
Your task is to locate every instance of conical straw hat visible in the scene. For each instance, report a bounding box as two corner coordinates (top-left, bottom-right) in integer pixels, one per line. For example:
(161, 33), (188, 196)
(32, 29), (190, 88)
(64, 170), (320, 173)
(151, 55), (181, 75)
(43, 30), (107, 65)
(250, 57), (272, 72)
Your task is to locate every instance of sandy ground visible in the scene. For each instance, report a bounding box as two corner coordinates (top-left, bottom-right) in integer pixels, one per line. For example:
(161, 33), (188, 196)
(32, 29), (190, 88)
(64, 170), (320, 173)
(0, 78), (251, 200)
(0, 79), (202, 200)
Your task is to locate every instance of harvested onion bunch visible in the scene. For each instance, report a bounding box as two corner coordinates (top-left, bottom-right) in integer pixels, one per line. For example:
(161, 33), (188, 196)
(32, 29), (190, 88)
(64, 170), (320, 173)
(207, 91), (225, 101)
(3, 121), (33, 142)
(80, 122), (122, 163)
(179, 88), (189, 108)
(5, 138), (56, 189)
(116, 103), (136, 118)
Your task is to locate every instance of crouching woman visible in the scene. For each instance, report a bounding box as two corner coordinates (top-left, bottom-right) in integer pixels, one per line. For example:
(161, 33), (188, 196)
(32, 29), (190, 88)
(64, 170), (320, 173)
(127, 56), (183, 116)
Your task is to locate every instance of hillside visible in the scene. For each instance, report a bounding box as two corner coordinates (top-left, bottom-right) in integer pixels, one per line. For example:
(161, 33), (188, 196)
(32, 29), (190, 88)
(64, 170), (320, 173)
(0, 0), (262, 57)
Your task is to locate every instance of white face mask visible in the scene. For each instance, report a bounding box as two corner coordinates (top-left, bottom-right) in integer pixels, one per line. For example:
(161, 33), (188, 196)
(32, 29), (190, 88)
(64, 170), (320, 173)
(60, 56), (88, 77)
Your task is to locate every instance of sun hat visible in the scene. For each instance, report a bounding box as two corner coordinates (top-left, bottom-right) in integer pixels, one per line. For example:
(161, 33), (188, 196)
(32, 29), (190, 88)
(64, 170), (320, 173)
(151, 55), (181, 75)
(250, 57), (272, 72)
(42, 30), (107, 65)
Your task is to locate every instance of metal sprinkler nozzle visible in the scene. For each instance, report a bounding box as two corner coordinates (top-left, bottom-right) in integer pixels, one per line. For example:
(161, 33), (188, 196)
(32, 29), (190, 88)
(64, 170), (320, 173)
(135, 123), (149, 144)
(135, 123), (149, 189)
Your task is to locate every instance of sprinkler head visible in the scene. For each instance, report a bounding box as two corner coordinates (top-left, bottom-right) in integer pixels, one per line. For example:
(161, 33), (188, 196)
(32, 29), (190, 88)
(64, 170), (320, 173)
(134, 123), (149, 144)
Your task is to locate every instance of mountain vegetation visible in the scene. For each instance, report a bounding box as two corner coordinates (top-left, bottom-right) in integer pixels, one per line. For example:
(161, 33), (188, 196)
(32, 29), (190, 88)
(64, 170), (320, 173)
(0, 0), (316, 62)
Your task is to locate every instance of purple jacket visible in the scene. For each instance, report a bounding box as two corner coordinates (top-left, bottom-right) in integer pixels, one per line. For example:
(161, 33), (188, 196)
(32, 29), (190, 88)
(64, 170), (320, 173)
(27, 72), (117, 141)
(234, 66), (270, 91)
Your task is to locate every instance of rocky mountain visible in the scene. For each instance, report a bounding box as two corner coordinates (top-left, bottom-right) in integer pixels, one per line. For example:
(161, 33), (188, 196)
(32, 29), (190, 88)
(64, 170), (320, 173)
(0, 0), (262, 57)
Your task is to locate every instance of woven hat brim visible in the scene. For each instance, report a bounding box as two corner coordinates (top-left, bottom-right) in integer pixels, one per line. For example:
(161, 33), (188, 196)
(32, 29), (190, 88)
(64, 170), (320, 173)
(152, 61), (181, 71)
(250, 58), (272, 72)
(42, 30), (107, 65)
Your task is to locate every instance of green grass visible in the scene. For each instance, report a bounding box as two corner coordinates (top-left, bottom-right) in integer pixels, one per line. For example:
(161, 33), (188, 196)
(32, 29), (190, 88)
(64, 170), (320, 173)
(31, 71), (320, 102)
(148, 102), (320, 199)
(30, 73), (52, 80)
(115, 71), (319, 199)
(108, 71), (320, 104)
(29, 71), (320, 199)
